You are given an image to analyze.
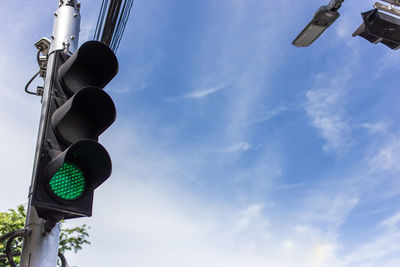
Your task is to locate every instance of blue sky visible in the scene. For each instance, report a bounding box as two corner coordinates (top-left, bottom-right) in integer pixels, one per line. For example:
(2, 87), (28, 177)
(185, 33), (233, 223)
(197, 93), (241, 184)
(2, 0), (400, 266)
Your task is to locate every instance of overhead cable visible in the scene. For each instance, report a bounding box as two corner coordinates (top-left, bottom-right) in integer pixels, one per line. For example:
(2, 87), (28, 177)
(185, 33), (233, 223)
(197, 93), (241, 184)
(93, 0), (134, 53)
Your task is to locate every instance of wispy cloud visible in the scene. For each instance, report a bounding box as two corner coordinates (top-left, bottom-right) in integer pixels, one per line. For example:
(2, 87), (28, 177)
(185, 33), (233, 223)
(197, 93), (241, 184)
(4, 1), (400, 267)
(223, 142), (252, 153)
(69, 172), (400, 267)
(370, 138), (400, 172)
(305, 72), (352, 154)
(184, 85), (226, 99)
(69, 176), (346, 267)
(299, 193), (360, 232)
(374, 50), (400, 78)
(250, 106), (287, 124)
(359, 121), (389, 134)
(343, 211), (400, 266)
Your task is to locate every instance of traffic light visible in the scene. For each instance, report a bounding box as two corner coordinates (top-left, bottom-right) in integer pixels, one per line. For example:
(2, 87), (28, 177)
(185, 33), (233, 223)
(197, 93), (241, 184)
(352, 9), (400, 50)
(31, 41), (118, 222)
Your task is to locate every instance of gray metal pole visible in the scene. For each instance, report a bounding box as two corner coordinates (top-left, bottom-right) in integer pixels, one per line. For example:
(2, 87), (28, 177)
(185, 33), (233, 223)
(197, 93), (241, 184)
(20, 1), (81, 266)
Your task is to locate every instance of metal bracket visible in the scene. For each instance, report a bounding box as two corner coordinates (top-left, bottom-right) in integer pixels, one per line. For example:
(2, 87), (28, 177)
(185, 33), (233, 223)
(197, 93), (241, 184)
(35, 37), (51, 78)
(38, 57), (48, 78)
(327, 0), (344, 12)
(381, 0), (400, 6)
(37, 86), (44, 96)
(375, 1), (400, 17)
(62, 40), (71, 54)
(43, 220), (58, 233)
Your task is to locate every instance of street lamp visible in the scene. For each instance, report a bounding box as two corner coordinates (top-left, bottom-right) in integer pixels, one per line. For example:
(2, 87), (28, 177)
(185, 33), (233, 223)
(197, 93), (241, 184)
(352, 1), (400, 50)
(292, 0), (344, 47)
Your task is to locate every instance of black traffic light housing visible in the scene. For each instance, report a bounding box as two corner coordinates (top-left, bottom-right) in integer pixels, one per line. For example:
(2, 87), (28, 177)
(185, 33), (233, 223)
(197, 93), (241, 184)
(32, 41), (118, 222)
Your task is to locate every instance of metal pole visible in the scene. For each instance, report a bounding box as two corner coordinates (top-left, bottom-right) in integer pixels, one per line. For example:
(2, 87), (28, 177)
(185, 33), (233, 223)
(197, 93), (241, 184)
(20, 1), (81, 266)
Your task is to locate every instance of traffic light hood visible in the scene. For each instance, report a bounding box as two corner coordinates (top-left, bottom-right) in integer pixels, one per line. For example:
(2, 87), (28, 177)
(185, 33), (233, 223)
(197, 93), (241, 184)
(58, 41), (119, 94)
(52, 86), (116, 145)
(45, 139), (112, 192)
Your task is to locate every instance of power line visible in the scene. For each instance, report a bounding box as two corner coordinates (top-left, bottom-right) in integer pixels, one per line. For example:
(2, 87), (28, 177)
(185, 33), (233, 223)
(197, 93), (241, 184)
(93, 0), (134, 53)
(94, 0), (109, 41)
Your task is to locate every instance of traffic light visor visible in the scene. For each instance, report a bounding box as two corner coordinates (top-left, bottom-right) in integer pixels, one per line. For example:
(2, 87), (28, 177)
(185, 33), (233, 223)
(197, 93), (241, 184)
(58, 41), (119, 94)
(52, 86), (116, 145)
(45, 140), (112, 202)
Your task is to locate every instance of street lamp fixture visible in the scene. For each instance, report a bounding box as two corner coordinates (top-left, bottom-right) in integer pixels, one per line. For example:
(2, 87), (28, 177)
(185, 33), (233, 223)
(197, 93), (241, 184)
(292, 0), (344, 47)
(352, 1), (400, 50)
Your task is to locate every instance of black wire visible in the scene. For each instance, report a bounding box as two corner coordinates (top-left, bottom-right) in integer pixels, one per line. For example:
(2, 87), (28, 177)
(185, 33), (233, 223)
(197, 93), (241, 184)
(58, 252), (67, 267)
(110, 0), (127, 50)
(95, 0), (134, 52)
(111, 0), (134, 52)
(5, 236), (20, 267)
(102, 0), (117, 42)
(115, 0), (134, 51)
(101, 0), (109, 40)
(109, 0), (123, 44)
(94, 0), (105, 40)
(3, 229), (26, 267)
(0, 229), (67, 267)
(101, 0), (122, 45)
(94, 0), (109, 40)
(25, 71), (40, 95)
(25, 49), (45, 95)
(113, 0), (131, 50)
(99, 0), (109, 40)
(0, 229), (26, 244)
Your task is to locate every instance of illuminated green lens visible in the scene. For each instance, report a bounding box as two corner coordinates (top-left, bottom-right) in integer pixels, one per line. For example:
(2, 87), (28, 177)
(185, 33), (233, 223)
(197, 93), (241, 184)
(49, 162), (86, 200)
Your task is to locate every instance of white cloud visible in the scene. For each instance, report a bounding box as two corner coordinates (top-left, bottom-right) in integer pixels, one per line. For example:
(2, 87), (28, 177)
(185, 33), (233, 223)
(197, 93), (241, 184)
(250, 106), (287, 124)
(370, 138), (400, 172)
(343, 211), (400, 266)
(223, 142), (252, 153)
(298, 193), (360, 233)
(68, 173), (400, 267)
(359, 121), (389, 134)
(375, 50), (400, 78)
(67, 177), (347, 267)
(186, 0), (293, 144)
(184, 85), (226, 99)
(305, 72), (352, 154)
(3, 2), (400, 267)
(0, 41), (43, 211)
(380, 212), (400, 229)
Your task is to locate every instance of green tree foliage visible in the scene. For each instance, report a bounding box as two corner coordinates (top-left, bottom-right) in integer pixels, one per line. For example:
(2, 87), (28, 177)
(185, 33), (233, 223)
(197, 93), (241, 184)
(0, 204), (90, 266)
(59, 223), (90, 254)
(0, 205), (25, 267)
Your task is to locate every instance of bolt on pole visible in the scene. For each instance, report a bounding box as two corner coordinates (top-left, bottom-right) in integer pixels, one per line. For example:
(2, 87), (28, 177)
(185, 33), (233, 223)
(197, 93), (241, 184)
(20, 1), (81, 266)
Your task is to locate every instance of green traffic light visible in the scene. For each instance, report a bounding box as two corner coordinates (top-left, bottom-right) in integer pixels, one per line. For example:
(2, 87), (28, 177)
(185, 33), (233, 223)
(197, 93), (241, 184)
(49, 162), (86, 200)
